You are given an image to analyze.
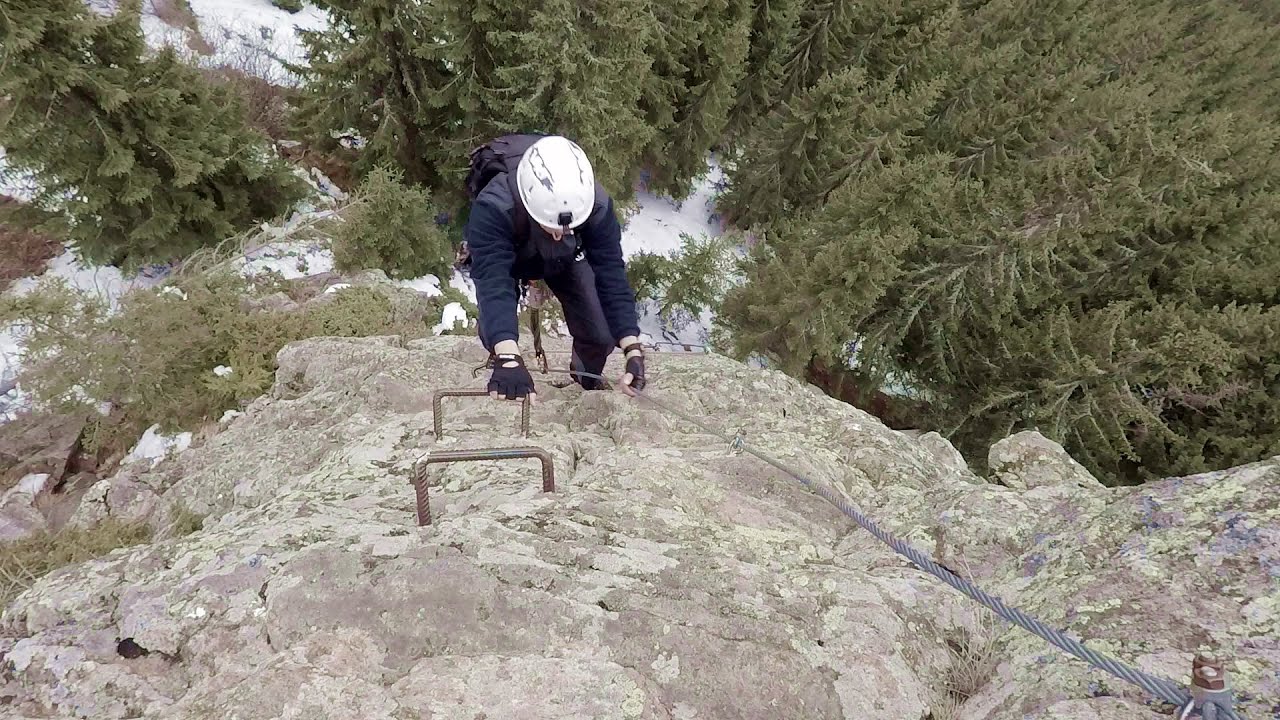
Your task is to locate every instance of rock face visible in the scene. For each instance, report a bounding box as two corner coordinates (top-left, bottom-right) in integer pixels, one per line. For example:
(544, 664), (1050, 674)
(0, 413), (94, 540)
(1, 335), (1276, 719)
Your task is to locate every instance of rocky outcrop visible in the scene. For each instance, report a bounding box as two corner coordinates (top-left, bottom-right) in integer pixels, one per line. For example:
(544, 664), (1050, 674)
(0, 413), (96, 540)
(1, 335), (1275, 719)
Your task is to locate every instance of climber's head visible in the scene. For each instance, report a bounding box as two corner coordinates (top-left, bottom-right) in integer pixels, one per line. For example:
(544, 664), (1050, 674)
(515, 135), (595, 239)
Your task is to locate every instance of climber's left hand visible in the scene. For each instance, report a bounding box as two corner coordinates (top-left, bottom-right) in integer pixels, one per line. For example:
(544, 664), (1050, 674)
(619, 343), (646, 396)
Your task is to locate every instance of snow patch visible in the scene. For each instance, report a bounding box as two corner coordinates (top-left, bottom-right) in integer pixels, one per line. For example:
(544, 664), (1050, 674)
(213, 365), (234, 377)
(432, 302), (470, 336)
(622, 159), (727, 258)
(236, 241), (334, 280)
(449, 272), (478, 305)
(125, 425), (194, 468)
(621, 156), (731, 349)
(323, 283), (351, 294)
(13, 473), (50, 497)
(0, 148), (39, 203)
(398, 275), (443, 297)
(9, 246), (169, 308)
(184, 0), (329, 79)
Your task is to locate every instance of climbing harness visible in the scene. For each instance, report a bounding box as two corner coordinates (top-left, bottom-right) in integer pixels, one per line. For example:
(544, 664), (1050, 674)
(468, 281), (553, 380)
(563, 368), (1245, 719)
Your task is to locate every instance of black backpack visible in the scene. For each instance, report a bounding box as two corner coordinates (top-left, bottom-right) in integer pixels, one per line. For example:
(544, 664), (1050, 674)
(457, 133), (546, 269)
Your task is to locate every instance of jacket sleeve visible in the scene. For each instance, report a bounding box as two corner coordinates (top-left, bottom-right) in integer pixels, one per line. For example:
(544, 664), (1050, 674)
(465, 199), (520, 348)
(581, 191), (641, 342)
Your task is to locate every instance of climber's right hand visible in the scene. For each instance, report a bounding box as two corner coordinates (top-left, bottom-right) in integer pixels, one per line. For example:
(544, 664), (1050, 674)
(487, 353), (537, 403)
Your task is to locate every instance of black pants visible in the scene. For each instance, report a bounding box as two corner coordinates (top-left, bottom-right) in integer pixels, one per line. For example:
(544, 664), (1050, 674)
(480, 259), (615, 389)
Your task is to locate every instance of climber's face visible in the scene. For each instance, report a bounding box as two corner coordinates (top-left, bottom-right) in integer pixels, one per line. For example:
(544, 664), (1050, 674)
(540, 224), (569, 242)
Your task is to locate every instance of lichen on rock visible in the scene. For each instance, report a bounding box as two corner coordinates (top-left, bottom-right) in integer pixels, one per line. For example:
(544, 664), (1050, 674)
(1, 335), (1275, 719)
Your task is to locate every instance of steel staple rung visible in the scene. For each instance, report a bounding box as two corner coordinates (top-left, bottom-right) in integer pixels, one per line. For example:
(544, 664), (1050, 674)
(410, 447), (555, 526)
(433, 388), (530, 438)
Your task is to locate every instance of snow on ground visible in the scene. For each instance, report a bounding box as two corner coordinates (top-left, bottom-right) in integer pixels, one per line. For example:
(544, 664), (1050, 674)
(187, 0), (327, 69)
(8, 246), (170, 305)
(237, 240), (334, 280)
(432, 302), (471, 336)
(621, 156), (731, 350)
(0, 149), (39, 203)
(138, 0), (329, 82)
(124, 424), (194, 468)
(397, 275), (443, 297)
(621, 159), (728, 258)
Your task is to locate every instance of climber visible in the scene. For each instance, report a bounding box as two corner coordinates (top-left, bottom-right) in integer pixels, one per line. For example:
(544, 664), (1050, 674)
(462, 134), (646, 404)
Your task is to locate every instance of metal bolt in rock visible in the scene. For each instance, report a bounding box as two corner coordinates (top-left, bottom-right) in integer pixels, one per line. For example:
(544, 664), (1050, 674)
(433, 388), (530, 438)
(1181, 654), (1235, 720)
(410, 447), (555, 526)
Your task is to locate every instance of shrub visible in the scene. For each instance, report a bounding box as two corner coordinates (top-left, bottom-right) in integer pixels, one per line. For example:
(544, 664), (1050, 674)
(1, 520), (152, 607)
(271, 0), (304, 12)
(331, 166), (453, 281)
(0, 270), (460, 457)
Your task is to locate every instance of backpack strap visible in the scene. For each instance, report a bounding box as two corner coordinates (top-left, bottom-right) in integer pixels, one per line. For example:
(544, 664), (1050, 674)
(506, 171), (533, 257)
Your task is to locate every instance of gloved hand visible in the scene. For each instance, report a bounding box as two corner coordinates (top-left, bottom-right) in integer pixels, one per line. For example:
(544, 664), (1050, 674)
(488, 353), (537, 402)
(620, 343), (646, 396)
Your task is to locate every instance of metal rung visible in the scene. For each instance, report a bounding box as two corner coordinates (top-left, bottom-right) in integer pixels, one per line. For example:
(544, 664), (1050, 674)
(410, 447), (555, 526)
(433, 388), (530, 437)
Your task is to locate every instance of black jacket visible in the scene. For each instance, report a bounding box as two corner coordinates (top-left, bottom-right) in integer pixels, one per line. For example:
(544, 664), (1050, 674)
(463, 173), (641, 347)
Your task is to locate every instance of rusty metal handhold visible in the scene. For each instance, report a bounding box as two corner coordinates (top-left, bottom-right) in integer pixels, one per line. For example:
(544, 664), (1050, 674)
(433, 389), (530, 438)
(410, 447), (556, 526)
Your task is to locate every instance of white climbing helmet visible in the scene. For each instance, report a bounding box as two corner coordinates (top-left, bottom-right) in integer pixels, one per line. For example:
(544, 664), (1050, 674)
(515, 135), (595, 231)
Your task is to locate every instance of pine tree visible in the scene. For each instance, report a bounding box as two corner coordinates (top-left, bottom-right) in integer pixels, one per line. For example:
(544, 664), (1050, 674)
(722, 0), (806, 146)
(719, 68), (944, 227)
(297, 0), (657, 204)
(720, 0), (957, 226)
(638, 0), (753, 199)
(772, 0), (957, 109)
(291, 0), (459, 193)
(716, 0), (1280, 483)
(0, 0), (303, 269)
(473, 0), (657, 199)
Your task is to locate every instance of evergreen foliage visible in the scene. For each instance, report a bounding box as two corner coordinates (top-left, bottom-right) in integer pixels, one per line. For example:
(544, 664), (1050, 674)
(295, 0), (657, 205)
(0, 270), (462, 456)
(722, 0), (805, 145)
(295, 0), (776, 205)
(638, 0), (753, 199)
(0, 0), (303, 269)
(718, 0), (1280, 483)
(471, 0), (657, 199)
(331, 166), (453, 281)
(627, 232), (739, 336)
(290, 0), (458, 192)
